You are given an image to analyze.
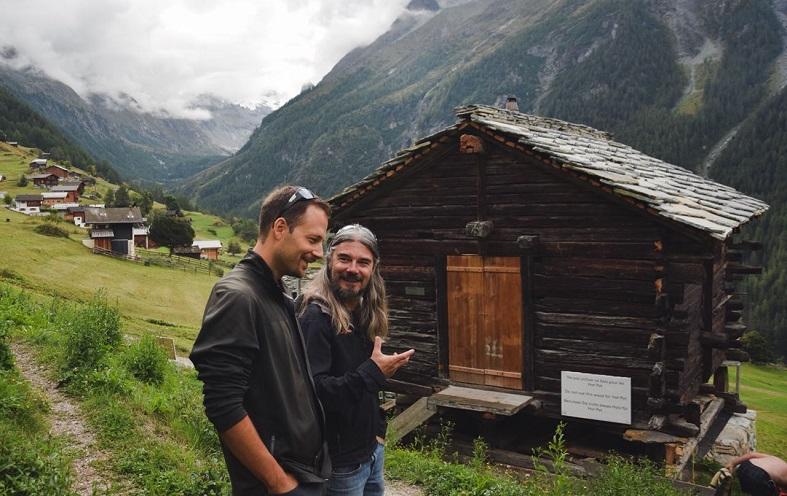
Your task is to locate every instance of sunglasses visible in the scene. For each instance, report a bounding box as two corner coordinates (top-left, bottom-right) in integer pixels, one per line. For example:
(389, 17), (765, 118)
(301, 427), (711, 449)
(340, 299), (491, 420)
(276, 186), (317, 219)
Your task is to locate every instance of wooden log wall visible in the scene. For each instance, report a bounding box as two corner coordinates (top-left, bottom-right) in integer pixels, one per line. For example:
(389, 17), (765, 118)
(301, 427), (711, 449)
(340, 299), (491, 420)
(333, 135), (717, 419)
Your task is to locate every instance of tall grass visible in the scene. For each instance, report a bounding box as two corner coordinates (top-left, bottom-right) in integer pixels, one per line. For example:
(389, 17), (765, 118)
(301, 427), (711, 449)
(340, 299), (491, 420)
(387, 421), (689, 495)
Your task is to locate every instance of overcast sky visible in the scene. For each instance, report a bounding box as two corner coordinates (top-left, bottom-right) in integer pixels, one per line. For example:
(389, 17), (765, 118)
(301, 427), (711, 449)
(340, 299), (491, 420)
(0, 0), (410, 118)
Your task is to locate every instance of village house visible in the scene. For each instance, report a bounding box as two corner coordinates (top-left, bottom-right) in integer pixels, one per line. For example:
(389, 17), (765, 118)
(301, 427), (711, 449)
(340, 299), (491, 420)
(84, 207), (148, 256)
(29, 158), (47, 169)
(49, 184), (81, 203)
(43, 164), (70, 179)
(27, 173), (59, 188)
(12, 194), (44, 214)
(63, 205), (87, 226)
(60, 180), (86, 194)
(41, 191), (69, 207)
(192, 240), (222, 260)
(329, 104), (768, 471)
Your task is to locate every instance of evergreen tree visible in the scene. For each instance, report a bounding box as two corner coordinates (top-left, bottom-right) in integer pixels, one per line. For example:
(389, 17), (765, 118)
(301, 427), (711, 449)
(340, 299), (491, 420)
(104, 188), (115, 207)
(114, 184), (131, 208)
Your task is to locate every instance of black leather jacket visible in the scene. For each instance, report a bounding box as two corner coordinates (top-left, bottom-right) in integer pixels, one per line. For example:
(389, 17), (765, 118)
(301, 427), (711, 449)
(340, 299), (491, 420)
(190, 252), (330, 495)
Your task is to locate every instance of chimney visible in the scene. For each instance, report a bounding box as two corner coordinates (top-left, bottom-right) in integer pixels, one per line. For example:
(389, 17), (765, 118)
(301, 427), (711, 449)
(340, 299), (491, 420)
(505, 96), (519, 112)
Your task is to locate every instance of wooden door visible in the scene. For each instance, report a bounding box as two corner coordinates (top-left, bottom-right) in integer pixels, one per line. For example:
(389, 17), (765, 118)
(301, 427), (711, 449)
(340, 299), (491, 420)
(447, 255), (523, 389)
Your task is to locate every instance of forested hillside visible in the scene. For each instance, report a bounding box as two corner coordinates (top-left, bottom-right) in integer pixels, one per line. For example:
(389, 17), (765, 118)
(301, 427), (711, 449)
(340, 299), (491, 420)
(182, 0), (784, 216)
(711, 84), (787, 359)
(0, 65), (269, 184)
(0, 85), (119, 182)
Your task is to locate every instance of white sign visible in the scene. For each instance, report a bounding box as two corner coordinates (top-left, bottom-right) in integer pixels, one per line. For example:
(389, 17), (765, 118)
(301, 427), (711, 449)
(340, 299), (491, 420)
(561, 371), (631, 425)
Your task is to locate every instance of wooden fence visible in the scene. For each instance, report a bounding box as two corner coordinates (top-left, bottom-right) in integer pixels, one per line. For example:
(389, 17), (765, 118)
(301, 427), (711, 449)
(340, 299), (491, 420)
(92, 246), (221, 276)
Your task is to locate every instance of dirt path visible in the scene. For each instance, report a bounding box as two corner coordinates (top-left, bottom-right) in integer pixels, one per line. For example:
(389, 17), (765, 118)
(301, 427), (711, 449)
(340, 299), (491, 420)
(387, 479), (425, 496)
(10, 342), (122, 496)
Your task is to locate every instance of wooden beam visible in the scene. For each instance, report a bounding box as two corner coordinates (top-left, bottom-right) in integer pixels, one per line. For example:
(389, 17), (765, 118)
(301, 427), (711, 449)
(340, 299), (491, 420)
(435, 255), (449, 378)
(670, 398), (725, 480)
(386, 378), (434, 397)
(388, 397), (437, 444)
(521, 253), (535, 391)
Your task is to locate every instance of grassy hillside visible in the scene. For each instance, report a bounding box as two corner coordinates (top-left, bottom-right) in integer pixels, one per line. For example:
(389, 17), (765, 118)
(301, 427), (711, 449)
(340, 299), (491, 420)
(0, 207), (215, 351)
(733, 363), (787, 460)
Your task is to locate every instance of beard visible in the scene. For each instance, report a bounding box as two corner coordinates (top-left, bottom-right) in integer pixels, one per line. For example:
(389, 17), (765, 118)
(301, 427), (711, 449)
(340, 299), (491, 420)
(330, 273), (366, 302)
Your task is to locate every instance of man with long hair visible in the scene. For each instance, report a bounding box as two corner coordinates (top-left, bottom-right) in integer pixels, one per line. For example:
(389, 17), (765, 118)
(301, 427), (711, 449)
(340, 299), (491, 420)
(299, 224), (414, 496)
(191, 185), (331, 496)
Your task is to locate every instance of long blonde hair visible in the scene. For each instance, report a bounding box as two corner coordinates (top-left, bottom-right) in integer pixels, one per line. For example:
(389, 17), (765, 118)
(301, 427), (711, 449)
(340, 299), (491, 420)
(299, 224), (388, 340)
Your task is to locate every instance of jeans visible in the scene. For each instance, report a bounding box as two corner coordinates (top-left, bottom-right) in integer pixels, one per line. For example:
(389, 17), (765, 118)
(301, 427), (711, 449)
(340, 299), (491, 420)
(327, 443), (385, 496)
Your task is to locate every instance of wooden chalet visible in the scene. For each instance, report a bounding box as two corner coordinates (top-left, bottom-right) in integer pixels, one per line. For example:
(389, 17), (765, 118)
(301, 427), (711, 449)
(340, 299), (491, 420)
(41, 191), (69, 206)
(27, 173), (59, 187)
(329, 105), (768, 445)
(192, 240), (222, 260)
(50, 184), (81, 203)
(84, 207), (147, 255)
(29, 158), (47, 169)
(13, 194), (43, 213)
(44, 164), (70, 179)
(61, 180), (86, 194)
(63, 205), (87, 225)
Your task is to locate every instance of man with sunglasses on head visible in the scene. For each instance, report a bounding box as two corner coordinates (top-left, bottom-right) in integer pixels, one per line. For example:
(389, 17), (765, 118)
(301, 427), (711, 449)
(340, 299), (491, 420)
(191, 185), (332, 496)
(298, 224), (414, 496)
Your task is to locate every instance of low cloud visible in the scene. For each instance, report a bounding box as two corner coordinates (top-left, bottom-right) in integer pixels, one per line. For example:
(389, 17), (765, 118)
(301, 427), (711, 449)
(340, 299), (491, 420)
(0, 0), (409, 118)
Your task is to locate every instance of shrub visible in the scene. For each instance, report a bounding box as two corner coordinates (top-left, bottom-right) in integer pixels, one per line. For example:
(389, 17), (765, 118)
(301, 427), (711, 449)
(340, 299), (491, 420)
(33, 223), (69, 238)
(61, 292), (122, 375)
(741, 330), (776, 364)
(0, 320), (13, 370)
(227, 239), (241, 255)
(121, 334), (169, 385)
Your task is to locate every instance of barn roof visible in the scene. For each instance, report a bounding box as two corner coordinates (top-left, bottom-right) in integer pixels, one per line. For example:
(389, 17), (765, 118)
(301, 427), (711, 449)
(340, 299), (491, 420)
(193, 240), (222, 250)
(15, 194), (43, 202)
(50, 184), (80, 192)
(331, 105), (769, 240)
(84, 207), (144, 225)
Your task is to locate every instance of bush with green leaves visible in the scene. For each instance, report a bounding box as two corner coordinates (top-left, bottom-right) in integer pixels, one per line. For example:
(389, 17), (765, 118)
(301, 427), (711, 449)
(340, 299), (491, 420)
(0, 320), (13, 370)
(742, 330), (777, 364)
(61, 292), (122, 375)
(121, 334), (169, 385)
(33, 223), (70, 238)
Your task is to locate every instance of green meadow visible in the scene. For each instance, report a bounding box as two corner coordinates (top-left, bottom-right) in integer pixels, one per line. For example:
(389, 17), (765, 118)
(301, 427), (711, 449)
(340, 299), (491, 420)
(732, 363), (787, 459)
(0, 208), (214, 352)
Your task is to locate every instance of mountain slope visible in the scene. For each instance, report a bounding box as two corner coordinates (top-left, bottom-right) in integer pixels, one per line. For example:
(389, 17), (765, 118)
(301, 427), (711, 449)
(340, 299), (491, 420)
(0, 85), (119, 182)
(182, 0), (783, 220)
(710, 83), (787, 359)
(0, 64), (269, 184)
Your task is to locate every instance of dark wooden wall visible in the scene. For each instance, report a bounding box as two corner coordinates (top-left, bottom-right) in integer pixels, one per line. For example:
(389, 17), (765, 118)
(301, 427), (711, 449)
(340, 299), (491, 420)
(333, 135), (721, 421)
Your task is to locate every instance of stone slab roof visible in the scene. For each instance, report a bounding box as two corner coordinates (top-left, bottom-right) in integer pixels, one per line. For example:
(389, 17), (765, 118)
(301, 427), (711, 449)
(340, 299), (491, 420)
(331, 105), (768, 240)
(84, 207), (143, 225)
